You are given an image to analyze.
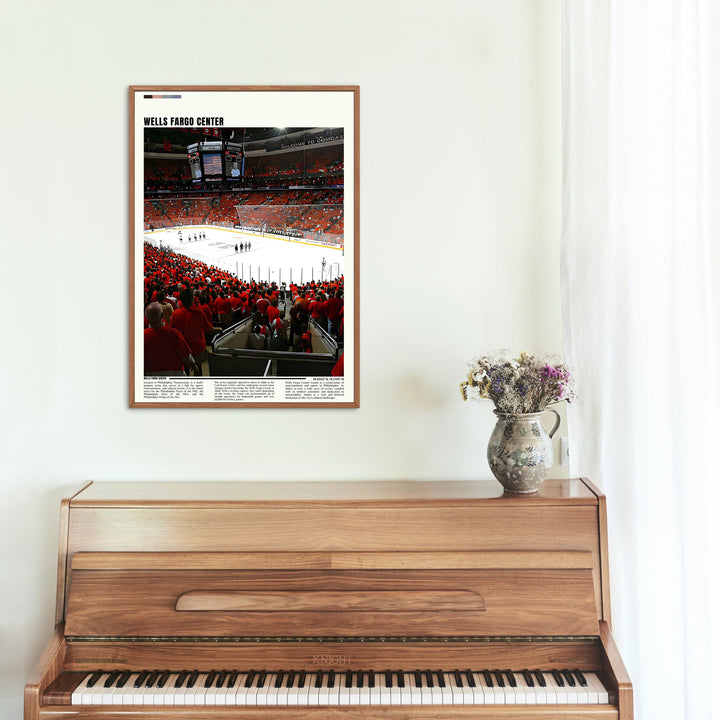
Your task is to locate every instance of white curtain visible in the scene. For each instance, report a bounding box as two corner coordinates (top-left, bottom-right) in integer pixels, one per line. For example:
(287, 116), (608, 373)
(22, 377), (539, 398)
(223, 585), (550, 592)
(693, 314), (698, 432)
(561, 2), (720, 719)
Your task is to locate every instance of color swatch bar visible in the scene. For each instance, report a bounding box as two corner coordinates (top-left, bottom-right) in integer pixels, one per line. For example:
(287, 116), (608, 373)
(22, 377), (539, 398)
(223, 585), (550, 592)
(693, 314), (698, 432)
(143, 94), (182, 99)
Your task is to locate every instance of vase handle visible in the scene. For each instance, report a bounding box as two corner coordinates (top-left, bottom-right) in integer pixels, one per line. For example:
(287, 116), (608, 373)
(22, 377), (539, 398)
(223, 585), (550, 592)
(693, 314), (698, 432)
(545, 408), (562, 438)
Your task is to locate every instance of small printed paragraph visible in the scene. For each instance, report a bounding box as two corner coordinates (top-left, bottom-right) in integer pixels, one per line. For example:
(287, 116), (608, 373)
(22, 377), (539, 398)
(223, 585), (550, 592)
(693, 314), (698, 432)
(144, 379), (204, 400)
(214, 380), (276, 402)
(284, 378), (345, 401)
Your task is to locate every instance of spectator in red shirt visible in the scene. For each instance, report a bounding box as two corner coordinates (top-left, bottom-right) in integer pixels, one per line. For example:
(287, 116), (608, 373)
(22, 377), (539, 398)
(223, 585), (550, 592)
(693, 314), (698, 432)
(170, 289), (222, 371)
(331, 352), (344, 377)
(144, 302), (197, 376)
(309, 293), (327, 331)
(267, 298), (282, 327)
(256, 292), (270, 318)
(325, 290), (343, 338)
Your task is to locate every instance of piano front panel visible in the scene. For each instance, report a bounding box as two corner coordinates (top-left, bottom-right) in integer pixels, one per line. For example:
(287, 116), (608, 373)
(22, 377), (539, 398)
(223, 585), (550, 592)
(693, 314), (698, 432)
(64, 567), (598, 639)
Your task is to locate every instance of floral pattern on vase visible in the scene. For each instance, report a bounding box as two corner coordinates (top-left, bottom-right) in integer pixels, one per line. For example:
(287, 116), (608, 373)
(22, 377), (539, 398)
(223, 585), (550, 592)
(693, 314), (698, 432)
(487, 409), (561, 494)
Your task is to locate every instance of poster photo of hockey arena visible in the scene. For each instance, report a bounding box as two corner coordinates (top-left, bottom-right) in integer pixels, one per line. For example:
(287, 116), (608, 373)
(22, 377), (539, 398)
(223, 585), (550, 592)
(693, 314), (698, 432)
(131, 87), (358, 408)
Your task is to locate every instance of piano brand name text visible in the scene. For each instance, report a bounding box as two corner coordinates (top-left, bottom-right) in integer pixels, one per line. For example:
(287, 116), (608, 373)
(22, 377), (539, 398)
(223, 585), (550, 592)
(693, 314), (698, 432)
(312, 655), (352, 666)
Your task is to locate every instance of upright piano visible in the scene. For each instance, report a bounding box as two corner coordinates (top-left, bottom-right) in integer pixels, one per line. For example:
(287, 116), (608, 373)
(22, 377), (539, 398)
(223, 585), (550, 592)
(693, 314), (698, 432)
(25, 478), (633, 719)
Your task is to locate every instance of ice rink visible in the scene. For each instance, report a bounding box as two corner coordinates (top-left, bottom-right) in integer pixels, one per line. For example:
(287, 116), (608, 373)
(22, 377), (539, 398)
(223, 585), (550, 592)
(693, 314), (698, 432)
(145, 225), (344, 286)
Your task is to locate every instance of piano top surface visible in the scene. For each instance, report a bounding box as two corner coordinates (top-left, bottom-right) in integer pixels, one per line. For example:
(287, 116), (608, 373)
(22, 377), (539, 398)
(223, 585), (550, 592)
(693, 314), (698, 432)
(70, 478), (599, 507)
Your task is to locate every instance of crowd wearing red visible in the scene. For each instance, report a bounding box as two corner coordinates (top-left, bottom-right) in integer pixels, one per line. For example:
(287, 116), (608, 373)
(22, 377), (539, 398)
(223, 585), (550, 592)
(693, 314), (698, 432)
(143, 245), (344, 376)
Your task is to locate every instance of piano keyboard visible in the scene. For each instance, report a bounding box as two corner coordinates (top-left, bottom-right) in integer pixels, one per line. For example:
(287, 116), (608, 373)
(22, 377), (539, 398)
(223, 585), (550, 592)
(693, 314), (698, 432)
(70, 668), (610, 706)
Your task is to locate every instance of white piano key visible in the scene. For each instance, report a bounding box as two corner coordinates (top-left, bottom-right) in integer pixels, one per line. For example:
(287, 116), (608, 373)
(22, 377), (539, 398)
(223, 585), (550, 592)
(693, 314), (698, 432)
(507, 672), (525, 704)
(378, 673), (392, 705)
(438, 673), (453, 704)
(519, 673), (538, 704)
(418, 675), (433, 705)
(305, 676), (321, 706)
(460, 673), (476, 705)
(71, 673), (93, 705)
(265, 673), (282, 705)
(446, 673), (464, 705)
(465, 672), (483, 704)
(357, 678), (371, 706)
(585, 672), (607, 703)
(400, 673), (414, 705)
(299, 674), (312, 705)
(250, 674), (269, 705)
(429, 677), (443, 705)
(389, 674), (402, 705)
(367, 673), (382, 705)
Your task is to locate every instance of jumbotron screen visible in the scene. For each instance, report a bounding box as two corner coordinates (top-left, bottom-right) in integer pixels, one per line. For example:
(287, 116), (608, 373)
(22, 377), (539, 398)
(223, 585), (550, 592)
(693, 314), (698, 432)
(202, 153), (222, 177)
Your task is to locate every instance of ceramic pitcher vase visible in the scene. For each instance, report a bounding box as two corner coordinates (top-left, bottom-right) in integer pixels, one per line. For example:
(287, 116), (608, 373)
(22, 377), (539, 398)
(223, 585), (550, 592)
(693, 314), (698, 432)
(487, 409), (561, 494)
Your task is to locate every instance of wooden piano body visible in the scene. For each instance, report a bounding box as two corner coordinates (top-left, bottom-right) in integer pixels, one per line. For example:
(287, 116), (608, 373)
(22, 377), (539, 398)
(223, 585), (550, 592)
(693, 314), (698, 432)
(25, 478), (633, 719)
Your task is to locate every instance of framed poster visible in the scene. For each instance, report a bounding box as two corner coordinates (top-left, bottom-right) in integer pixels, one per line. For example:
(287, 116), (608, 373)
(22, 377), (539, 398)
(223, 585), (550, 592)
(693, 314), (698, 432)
(130, 86), (359, 407)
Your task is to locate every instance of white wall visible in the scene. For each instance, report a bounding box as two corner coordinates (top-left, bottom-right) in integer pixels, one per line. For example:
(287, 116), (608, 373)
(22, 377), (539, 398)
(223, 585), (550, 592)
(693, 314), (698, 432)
(0, 1), (561, 715)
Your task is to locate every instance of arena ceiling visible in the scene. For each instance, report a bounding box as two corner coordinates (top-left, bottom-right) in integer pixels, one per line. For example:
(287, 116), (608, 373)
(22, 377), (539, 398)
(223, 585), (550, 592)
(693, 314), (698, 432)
(144, 127), (311, 146)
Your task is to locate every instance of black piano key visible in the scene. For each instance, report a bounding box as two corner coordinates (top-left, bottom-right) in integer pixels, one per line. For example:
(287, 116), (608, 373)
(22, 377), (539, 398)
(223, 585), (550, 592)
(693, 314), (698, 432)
(246, 670), (258, 688)
(504, 670), (517, 688)
(186, 671), (199, 688)
(157, 671), (170, 688)
(256, 671), (268, 688)
(174, 671), (188, 688)
(345, 669), (353, 688)
(327, 670), (336, 688)
(204, 671), (217, 688)
(436, 670), (446, 688)
(483, 670), (494, 688)
(522, 670), (535, 687)
(146, 671), (160, 688)
(562, 670), (576, 687)
(453, 670), (464, 688)
(465, 669), (476, 688)
(314, 671), (324, 689)
(227, 671), (239, 688)
(414, 670), (423, 688)
(493, 670), (505, 688)
(552, 669), (565, 687)
(533, 670), (547, 687)
(368, 670), (376, 688)
(215, 671), (227, 688)
(285, 671), (296, 688)
(396, 671), (404, 688)
(103, 671), (120, 688)
(116, 671), (131, 689)
(573, 669), (588, 687)
(134, 671), (149, 688)
(298, 671), (307, 688)
(274, 671), (285, 689)
(87, 671), (103, 688)
(425, 670), (434, 688)
(385, 670), (393, 688)
(356, 671), (364, 689)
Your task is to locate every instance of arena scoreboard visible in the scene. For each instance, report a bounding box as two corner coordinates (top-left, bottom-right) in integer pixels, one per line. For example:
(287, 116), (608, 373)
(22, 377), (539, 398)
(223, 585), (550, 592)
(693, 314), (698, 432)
(188, 140), (244, 183)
